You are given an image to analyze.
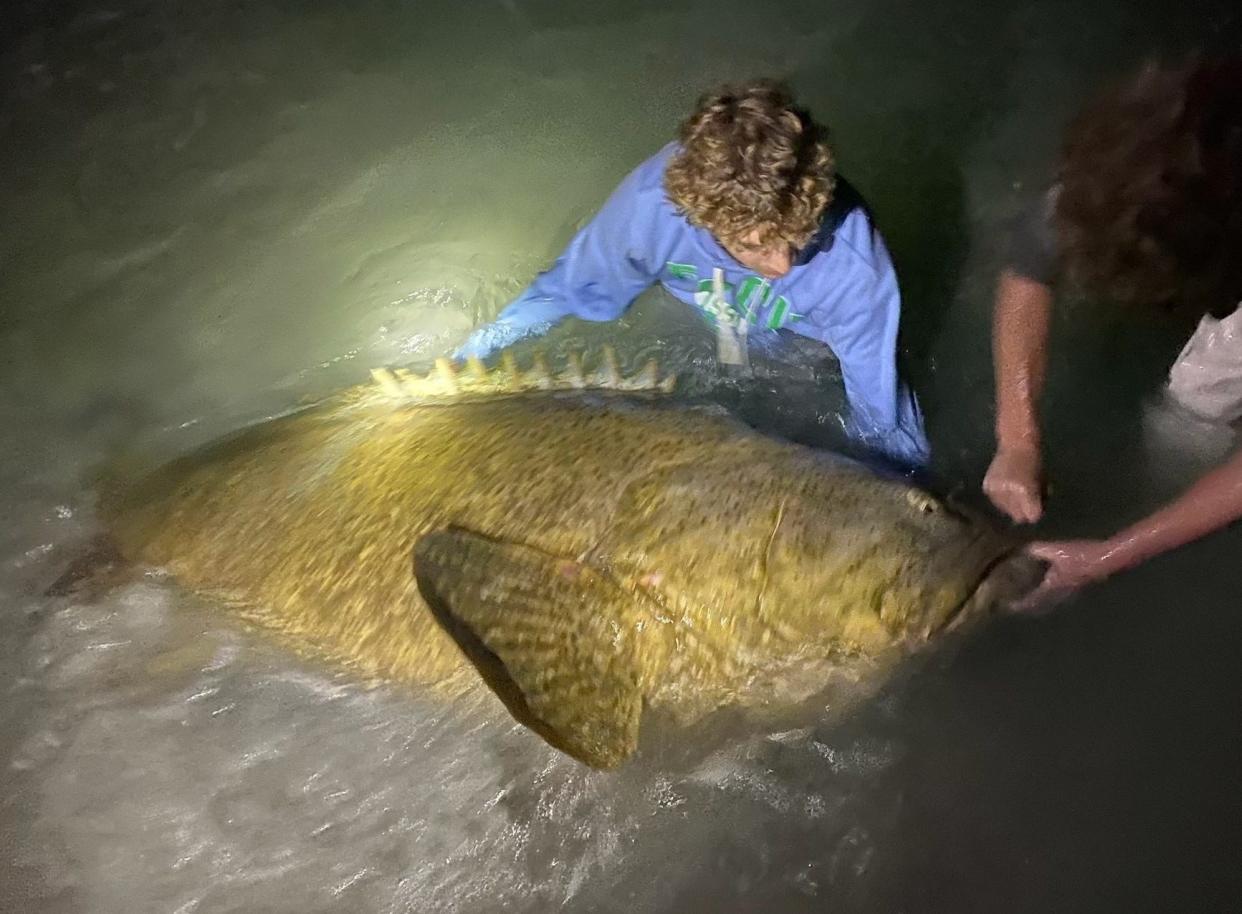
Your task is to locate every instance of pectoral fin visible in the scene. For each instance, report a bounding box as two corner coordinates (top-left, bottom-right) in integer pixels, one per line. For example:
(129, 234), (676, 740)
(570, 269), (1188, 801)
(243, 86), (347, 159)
(413, 527), (657, 769)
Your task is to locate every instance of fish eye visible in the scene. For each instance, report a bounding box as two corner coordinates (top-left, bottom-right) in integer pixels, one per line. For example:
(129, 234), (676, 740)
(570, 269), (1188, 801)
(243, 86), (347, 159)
(905, 490), (939, 514)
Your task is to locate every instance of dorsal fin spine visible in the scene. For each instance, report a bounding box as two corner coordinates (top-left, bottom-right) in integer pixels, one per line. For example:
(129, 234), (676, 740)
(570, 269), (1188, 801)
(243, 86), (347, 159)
(369, 350), (678, 402)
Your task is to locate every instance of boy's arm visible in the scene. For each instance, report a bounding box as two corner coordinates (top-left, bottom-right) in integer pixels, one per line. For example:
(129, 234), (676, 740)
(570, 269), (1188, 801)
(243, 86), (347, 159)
(799, 222), (929, 470)
(454, 287), (576, 361)
(825, 281), (929, 470)
(455, 167), (662, 361)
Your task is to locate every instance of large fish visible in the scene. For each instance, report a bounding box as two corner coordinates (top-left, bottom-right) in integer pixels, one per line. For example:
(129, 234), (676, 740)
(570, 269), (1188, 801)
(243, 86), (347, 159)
(74, 351), (1037, 768)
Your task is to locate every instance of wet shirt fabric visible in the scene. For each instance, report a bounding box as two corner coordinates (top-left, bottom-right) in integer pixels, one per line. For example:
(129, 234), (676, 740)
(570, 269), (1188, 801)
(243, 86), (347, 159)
(455, 143), (929, 470)
(1003, 185), (1242, 423)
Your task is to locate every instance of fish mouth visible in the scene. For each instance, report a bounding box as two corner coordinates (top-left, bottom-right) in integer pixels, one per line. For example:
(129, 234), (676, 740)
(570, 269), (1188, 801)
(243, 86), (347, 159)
(944, 547), (1047, 633)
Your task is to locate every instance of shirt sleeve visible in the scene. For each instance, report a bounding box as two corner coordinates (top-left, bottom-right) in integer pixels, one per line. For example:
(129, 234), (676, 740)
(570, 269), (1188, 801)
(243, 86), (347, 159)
(793, 221), (930, 470)
(1004, 186), (1060, 286)
(455, 166), (662, 360)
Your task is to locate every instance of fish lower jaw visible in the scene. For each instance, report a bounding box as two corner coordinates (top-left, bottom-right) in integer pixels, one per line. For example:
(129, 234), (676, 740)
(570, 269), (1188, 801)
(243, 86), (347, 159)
(948, 550), (1046, 630)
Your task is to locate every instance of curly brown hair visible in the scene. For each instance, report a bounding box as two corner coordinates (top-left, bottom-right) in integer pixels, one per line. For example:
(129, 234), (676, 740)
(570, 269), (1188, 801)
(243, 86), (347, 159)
(1055, 55), (1242, 317)
(663, 80), (836, 250)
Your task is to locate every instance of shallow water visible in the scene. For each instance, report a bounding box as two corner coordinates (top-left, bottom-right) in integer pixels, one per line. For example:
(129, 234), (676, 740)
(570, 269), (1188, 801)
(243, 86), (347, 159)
(3, 1), (1241, 911)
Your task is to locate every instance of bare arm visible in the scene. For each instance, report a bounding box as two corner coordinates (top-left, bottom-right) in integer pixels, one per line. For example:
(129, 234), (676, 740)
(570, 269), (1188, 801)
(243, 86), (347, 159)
(984, 269), (1054, 522)
(1070, 447), (1242, 571)
(1020, 448), (1242, 605)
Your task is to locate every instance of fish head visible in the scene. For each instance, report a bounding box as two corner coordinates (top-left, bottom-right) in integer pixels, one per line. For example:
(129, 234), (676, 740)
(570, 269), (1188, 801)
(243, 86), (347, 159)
(752, 467), (1043, 652)
(892, 491), (1045, 641)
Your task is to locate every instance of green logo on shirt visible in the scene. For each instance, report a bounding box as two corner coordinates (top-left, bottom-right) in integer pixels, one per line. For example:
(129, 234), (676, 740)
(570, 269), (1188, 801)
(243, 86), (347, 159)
(666, 262), (803, 330)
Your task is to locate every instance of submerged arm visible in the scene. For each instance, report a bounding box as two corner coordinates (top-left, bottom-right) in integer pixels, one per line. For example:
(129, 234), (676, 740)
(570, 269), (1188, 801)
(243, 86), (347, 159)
(454, 287), (576, 360)
(455, 166), (662, 361)
(810, 217), (929, 472)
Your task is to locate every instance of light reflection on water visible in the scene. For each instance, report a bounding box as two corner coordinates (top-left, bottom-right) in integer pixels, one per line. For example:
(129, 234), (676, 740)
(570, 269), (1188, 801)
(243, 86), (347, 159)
(2, 0), (1240, 911)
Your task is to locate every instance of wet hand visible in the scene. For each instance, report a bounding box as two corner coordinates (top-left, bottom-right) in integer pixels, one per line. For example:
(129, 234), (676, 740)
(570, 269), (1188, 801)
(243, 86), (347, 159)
(1010, 539), (1119, 612)
(983, 446), (1044, 523)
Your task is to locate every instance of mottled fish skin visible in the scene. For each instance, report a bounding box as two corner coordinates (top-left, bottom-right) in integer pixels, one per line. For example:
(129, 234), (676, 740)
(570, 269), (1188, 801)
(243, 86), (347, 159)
(101, 354), (1021, 767)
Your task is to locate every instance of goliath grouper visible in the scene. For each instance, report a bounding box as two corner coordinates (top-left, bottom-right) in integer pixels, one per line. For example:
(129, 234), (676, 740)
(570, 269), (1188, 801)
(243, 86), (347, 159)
(75, 350), (1038, 768)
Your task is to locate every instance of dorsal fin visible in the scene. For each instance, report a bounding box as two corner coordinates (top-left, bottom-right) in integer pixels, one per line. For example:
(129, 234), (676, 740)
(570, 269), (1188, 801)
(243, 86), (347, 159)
(368, 347), (677, 402)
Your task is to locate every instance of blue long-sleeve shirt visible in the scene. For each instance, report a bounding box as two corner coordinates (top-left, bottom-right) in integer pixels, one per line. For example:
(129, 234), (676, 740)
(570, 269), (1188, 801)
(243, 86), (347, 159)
(455, 143), (928, 468)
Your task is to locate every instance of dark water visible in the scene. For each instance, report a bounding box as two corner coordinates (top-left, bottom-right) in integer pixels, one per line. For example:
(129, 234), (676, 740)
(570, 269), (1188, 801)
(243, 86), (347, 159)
(2, 1), (1240, 911)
